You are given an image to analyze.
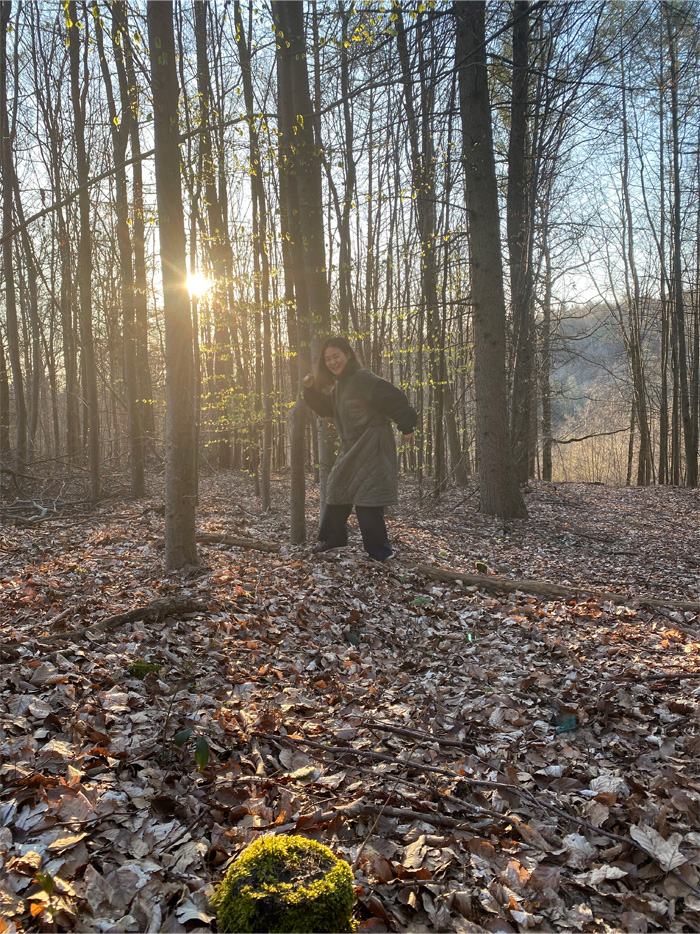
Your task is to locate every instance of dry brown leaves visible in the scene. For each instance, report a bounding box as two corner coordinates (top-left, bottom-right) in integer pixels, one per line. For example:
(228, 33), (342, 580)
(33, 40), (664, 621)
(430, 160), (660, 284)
(0, 475), (698, 933)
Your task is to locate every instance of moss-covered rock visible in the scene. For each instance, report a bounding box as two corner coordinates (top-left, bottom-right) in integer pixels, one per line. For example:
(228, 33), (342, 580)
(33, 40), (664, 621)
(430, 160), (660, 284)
(212, 834), (355, 933)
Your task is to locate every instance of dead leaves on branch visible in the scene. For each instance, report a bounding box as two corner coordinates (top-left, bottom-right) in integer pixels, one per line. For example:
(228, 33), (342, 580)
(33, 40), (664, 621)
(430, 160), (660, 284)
(0, 476), (699, 932)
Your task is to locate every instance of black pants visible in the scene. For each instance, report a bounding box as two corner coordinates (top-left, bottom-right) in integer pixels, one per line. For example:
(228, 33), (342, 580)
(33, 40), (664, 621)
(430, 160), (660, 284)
(318, 503), (393, 561)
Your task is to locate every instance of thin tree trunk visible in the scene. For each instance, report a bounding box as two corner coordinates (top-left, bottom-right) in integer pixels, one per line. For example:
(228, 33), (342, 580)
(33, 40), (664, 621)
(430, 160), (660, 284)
(68, 0), (99, 499)
(96, 3), (145, 497)
(11, 170), (41, 457)
(658, 25), (669, 486)
(148, 0), (198, 569)
(396, 7), (444, 498)
(508, 0), (534, 486)
(667, 14), (697, 486)
(273, 0), (331, 537)
(121, 17), (155, 454)
(0, 0), (25, 463)
(540, 222), (553, 482)
(620, 50), (652, 486)
(0, 328), (9, 456)
(194, 2), (233, 470)
(234, 1), (273, 510)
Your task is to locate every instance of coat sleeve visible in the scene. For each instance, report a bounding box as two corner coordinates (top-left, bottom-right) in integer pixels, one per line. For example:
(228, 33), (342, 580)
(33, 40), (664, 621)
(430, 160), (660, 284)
(303, 386), (334, 418)
(369, 379), (417, 435)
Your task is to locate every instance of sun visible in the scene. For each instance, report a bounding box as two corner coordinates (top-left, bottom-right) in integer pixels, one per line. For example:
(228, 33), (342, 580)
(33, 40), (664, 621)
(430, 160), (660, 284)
(186, 271), (212, 298)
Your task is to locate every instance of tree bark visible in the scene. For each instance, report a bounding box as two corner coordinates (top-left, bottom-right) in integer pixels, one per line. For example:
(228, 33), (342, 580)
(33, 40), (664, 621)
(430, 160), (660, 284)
(68, 0), (100, 499)
(96, 3), (145, 497)
(0, 329), (9, 456)
(30, 9), (80, 460)
(121, 16), (155, 454)
(507, 0), (535, 486)
(273, 0), (331, 537)
(455, 2), (526, 519)
(396, 7), (445, 498)
(620, 49), (652, 486)
(667, 14), (697, 486)
(148, 0), (198, 569)
(234, 1), (273, 511)
(0, 0), (25, 464)
(275, 1), (310, 544)
(194, 2), (234, 470)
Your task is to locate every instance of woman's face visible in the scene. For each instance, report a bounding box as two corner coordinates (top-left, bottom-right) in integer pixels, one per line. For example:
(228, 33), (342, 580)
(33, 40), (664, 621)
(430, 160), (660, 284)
(325, 347), (352, 376)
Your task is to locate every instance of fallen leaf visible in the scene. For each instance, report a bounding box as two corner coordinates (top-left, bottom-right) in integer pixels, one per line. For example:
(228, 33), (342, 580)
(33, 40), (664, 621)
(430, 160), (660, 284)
(629, 825), (687, 872)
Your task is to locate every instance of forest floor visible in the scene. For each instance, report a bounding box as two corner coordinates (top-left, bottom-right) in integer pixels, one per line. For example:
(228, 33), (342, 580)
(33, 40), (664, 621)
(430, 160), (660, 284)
(0, 473), (699, 933)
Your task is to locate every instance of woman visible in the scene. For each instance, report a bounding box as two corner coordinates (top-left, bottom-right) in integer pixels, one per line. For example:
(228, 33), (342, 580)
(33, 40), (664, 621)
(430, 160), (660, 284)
(302, 337), (417, 561)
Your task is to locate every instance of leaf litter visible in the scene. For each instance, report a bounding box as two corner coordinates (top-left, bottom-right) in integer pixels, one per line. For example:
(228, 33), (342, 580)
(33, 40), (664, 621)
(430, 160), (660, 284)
(0, 475), (699, 933)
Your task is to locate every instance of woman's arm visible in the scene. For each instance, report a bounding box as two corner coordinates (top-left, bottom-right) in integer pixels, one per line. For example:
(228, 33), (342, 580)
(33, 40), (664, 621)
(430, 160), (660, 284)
(370, 380), (417, 436)
(303, 385), (334, 418)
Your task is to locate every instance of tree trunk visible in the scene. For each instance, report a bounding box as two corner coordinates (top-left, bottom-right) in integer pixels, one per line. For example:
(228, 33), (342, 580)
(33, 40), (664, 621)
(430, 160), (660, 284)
(0, 329), (9, 456)
(121, 16), (155, 454)
(234, 0), (273, 511)
(396, 7), (445, 498)
(540, 223), (553, 482)
(273, 0), (331, 537)
(148, 0), (198, 569)
(657, 25), (669, 486)
(444, 381), (468, 486)
(455, 2), (526, 519)
(667, 14), (697, 486)
(11, 169), (41, 457)
(0, 0), (25, 463)
(68, 0), (100, 499)
(96, 3), (145, 497)
(618, 55), (652, 486)
(507, 0), (535, 486)
(194, 2), (233, 470)
(275, 1), (309, 544)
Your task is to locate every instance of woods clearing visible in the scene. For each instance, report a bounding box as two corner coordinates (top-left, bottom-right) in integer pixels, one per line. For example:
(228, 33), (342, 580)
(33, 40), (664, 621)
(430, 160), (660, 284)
(0, 476), (699, 933)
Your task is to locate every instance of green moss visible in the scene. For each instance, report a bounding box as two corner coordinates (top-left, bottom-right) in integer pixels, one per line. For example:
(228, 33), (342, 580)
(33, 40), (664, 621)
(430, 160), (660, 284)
(212, 834), (355, 933)
(128, 660), (161, 679)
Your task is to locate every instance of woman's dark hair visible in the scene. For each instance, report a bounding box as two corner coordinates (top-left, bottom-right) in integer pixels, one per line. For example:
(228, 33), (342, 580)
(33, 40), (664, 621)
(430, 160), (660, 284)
(314, 337), (362, 389)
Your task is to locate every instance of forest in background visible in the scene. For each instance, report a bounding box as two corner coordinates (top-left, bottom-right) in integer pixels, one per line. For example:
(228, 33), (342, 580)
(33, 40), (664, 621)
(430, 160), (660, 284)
(0, 0), (699, 519)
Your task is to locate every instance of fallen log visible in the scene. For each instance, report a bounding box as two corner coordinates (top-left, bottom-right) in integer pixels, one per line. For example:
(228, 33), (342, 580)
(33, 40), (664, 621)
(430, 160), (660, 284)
(36, 595), (207, 646)
(413, 563), (700, 614)
(196, 532), (280, 553)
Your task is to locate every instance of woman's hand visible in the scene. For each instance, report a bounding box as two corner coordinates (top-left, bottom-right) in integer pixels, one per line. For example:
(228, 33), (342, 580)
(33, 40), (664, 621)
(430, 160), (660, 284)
(403, 432), (414, 442)
(302, 373), (314, 389)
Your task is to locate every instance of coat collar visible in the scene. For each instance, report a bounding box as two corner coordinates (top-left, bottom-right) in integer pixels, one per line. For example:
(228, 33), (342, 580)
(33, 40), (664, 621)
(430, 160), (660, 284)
(336, 358), (361, 382)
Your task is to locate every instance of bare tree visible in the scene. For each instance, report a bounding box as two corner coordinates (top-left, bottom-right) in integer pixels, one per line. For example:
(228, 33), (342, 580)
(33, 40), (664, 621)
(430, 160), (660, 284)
(67, 0), (100, 499)
(0, 0), (25, 463)
(455, 1), (526, 518)
(95, 2), (145, 497)
(148, 0), (198, 568)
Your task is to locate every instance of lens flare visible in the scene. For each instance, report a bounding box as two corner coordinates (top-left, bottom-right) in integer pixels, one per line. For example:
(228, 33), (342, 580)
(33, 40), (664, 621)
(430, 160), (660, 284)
(186, 271), (212, 298)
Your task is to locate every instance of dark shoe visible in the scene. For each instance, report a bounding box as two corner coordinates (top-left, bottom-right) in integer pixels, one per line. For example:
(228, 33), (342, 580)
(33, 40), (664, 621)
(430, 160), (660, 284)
(312, 542), (345, 554)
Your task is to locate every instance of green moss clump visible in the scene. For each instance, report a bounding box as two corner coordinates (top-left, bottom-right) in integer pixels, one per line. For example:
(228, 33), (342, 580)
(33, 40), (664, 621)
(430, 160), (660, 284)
(128, 660), (161, 679)
(212, 834), (355, 933)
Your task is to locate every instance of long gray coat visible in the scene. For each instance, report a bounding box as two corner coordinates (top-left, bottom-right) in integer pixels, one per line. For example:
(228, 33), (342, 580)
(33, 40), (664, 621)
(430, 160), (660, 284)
(304, 362), (417, 507)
